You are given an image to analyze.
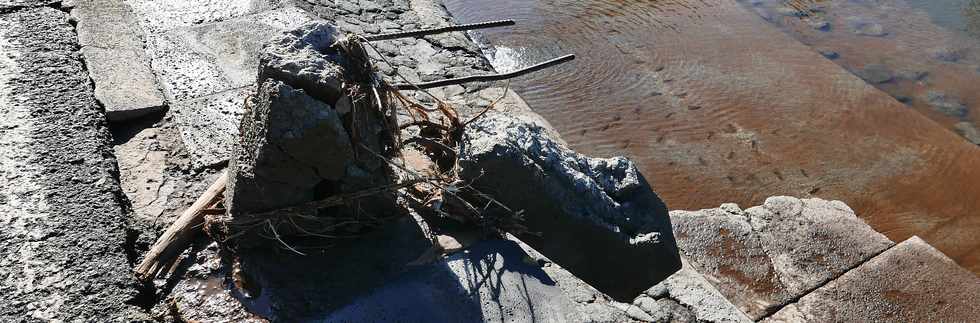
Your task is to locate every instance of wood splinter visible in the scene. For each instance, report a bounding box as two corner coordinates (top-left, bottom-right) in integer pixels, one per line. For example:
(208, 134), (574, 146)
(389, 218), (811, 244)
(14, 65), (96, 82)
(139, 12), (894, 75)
(134, 171), (228, 282)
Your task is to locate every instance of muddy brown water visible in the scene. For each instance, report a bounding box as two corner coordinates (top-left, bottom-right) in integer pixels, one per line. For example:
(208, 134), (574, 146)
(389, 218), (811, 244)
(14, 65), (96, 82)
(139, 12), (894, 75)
(443, 0), (980, 274)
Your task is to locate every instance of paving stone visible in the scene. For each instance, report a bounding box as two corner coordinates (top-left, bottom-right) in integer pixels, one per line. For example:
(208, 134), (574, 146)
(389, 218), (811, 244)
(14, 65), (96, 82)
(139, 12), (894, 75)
(0, 0), (56, 10)
(173, 87), (251, 168)
(71, 0), (144, 49)
(671, 197), (894, 319)
(80, 47), (166, 121)
(145, 7), (315, 103)
(0, 7), (146, 321)
(126, 0), (284, 34)
(763, 237), (980, 322)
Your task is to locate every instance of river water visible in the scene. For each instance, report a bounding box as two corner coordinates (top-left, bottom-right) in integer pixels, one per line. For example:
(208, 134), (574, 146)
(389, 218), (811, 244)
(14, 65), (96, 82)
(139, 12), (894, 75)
(443, 0), (980, 273)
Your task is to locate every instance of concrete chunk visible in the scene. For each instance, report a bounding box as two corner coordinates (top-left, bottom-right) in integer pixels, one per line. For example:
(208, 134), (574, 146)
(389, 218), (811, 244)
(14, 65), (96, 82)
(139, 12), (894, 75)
(80, 47), (166, 121)
(763, 237), (980, 322)
(459, 112), (681, 301)
(671, 197), (894, 319)
(227, 79), (352, 215)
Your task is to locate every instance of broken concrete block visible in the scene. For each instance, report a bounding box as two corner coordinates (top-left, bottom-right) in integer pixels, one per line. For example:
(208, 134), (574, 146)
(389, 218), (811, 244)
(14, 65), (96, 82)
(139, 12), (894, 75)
(80, 47), (166, 121)
(458, 112), (681, 301)
(227, 79), (353, 215)
(671, 197), (894, 319)
(257, 21), (347, 104)
(763, 237), (980, 322)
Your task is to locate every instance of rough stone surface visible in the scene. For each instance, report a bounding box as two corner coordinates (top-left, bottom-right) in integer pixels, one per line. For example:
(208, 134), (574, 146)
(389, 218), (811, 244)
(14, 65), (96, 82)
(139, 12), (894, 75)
(72, 0), (167, 121)
(459, 112), (681, 301)
(636, 259), (752, 323)
(0, 7), (146, 321)
(763, 237), (980, 322)
(671, 197), (894, 319)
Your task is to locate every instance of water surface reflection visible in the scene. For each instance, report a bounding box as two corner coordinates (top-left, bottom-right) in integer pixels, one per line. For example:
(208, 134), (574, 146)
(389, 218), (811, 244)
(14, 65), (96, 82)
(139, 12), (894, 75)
(443, 0), (980, 273)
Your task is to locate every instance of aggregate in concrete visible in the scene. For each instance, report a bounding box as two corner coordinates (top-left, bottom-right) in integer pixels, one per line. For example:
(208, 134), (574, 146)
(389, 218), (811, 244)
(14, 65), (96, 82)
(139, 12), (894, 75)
(0, 7), (145, 321)
(763, 236), (980, 322)
(671, 196), (894, 319)
(72, 0), (166, 121)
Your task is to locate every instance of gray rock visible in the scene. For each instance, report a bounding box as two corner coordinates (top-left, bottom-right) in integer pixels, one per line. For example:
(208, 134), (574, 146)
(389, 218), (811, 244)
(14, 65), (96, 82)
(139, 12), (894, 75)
(0, 7), (146, 321)
(924, 90), (968, 118)
(818, 49), (839, 60)
(808, 19), (830, 31)
(763, 237), (980, 322)
(458, 112), (681, 301)
(855, 63), (894, 84)
(954, 122), (980, 145)
(846, 16), (887, 37)
(80, 47), (166, 121)
(671, 197), (894, 319)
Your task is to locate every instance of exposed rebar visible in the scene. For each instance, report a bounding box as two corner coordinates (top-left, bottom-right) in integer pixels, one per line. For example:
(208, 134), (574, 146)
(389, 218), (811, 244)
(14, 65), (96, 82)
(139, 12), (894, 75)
(365, 20), (515, 42)
(391, 54), (576, 90)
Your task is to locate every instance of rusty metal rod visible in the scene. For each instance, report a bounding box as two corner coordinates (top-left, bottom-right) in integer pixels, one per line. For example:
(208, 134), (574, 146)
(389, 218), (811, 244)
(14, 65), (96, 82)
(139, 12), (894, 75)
(365, 20), (515, 42)
(391, 54), (576, 90)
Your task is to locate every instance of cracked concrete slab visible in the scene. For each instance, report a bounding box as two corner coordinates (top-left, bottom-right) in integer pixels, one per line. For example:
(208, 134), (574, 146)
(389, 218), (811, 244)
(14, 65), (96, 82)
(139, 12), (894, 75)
(671, 196), (894, 319)
(763, 236), (980, 322)
(0, 7), (146, 321)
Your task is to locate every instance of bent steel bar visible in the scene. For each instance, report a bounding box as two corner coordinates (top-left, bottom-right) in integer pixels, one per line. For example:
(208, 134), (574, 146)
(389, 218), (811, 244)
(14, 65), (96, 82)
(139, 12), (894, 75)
(365, 19), (516, 42)
(391, 54), (576, 90)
